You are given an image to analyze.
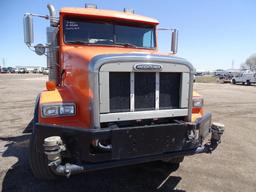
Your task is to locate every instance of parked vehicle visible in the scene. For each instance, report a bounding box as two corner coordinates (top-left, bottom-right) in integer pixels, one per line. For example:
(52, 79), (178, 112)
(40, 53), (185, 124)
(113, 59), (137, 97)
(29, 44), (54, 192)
(195, 72), (203, 76)
(32, 68), (39, 73)
(17, 67), (29, 73)
(7, 67), (16, 73)
(42, 68), (49, 75)
(0, 67), (16, 73)
(232, 70), (256, 85)
(1, 67), (8, 73)
(214, 69), (226, 76)
(218, 72), (234, 83)
(23, 4), (224, 180)
(37, 67), (44, 73)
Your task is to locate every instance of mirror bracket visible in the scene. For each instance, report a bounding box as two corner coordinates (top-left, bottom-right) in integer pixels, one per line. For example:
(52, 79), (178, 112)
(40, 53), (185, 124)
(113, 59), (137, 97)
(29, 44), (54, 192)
(157, 28), (179, 54)
(23, 13), (51, 54)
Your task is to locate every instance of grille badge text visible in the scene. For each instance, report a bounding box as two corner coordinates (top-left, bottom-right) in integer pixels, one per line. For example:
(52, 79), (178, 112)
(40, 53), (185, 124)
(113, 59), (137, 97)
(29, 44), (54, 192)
(133, 64), (163, 71)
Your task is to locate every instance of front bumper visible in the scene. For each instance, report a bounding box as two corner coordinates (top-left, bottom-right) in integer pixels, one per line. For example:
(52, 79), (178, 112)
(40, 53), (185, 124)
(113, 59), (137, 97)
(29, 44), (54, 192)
(34, 113), (224, 176)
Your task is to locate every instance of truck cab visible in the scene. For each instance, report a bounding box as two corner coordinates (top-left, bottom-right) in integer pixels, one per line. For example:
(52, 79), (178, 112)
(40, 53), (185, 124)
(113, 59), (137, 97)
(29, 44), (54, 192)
(24, 4), (224, 179)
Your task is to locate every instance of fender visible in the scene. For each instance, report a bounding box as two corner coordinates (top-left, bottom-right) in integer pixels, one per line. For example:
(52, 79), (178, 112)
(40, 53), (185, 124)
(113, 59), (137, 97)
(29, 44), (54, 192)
(38, 87), (90, 128)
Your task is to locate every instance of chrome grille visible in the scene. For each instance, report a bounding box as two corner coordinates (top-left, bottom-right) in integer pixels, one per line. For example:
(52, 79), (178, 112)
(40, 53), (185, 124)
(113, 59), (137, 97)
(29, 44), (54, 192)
(109, 72), (130, 112)
(109, 72), (181, 113)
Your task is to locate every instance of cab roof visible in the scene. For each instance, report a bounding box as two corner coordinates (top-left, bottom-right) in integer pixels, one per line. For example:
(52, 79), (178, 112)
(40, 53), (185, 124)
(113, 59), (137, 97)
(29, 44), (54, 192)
(60, 7), (159, 25)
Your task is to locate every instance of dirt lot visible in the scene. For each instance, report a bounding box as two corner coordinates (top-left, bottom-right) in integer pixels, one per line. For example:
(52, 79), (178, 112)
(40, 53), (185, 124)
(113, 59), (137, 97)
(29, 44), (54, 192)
(0, 74), (255, 192)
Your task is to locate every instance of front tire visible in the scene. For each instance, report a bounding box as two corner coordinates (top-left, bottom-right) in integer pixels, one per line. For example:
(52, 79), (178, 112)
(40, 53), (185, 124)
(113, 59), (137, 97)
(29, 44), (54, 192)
(246, 80), (251, 86)
(232, 79), (236, 84)
(29, 130), (56, 180)
(162, 156), (184, 172)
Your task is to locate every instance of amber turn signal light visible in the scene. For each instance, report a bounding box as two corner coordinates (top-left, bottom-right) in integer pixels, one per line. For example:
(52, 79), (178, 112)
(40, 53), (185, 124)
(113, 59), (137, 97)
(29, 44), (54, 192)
(46, 81), (56, 91)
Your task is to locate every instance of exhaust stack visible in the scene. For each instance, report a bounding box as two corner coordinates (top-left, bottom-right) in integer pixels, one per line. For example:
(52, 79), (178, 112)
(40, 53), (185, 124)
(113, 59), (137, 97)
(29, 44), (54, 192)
(46, 4), (58, 84)
(47, 4), (58, 27)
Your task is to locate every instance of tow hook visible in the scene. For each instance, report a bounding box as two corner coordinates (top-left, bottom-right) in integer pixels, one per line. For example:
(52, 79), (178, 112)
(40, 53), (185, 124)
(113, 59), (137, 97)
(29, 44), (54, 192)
(211, 123), (225, 142)
(208, 122), (225, 152)
(44, 136), (66, 163)
(194, 122), (224, 154)
(44, 136), (84, 178)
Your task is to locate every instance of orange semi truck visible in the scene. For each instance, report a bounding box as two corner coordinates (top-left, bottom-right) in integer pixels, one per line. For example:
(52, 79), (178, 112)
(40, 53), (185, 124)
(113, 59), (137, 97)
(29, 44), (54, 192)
(23, 4), (224, 179)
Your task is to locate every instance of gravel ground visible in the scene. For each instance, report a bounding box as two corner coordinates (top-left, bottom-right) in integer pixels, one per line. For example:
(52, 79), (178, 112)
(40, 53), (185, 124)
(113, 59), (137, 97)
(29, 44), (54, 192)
(0, 74), (255, 192)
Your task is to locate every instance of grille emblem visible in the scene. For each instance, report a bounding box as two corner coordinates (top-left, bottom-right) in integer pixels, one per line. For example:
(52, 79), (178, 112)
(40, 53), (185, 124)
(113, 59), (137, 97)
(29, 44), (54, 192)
(133, 64), (163, 71)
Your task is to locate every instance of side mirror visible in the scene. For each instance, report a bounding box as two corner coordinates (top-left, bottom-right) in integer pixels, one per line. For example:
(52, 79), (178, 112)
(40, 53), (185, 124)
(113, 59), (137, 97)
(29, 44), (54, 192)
(171, 29), (178, 54)
(23, 13), (34, 46)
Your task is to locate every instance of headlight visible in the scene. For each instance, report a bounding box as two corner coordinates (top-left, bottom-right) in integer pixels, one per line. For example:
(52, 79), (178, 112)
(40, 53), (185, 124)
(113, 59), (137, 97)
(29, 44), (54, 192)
(192, 97), (204, 108)
(42, 103), (76, 117)
(42, 105), (59, 117)
(59, 105), (75, 115)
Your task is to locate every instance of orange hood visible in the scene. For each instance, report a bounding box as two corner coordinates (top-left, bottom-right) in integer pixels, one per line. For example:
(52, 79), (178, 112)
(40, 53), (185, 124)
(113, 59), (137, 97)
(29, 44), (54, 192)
(61, 45), (159, 63)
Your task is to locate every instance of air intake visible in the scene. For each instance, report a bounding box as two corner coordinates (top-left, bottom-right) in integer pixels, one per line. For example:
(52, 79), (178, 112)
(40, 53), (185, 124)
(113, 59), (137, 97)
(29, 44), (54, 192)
(85, 4), (97, 9)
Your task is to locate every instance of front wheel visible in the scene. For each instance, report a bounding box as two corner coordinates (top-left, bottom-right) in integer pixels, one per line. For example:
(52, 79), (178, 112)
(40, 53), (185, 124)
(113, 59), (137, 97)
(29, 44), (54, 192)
(232, 79), (236, 84)
(29, 130), (56, 180)
(162, 156), (184, 171)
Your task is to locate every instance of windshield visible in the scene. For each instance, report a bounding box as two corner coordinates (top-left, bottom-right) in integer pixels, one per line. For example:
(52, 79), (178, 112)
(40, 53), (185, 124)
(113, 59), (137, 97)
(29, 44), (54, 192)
(63, 17), (156, 48)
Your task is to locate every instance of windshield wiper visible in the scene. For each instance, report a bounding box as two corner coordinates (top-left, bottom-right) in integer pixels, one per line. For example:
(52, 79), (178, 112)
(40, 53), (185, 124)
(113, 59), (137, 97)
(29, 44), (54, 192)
(114, 42), (137, 48)
(67, 40), (88, 45)
(67, 41), (138, 48)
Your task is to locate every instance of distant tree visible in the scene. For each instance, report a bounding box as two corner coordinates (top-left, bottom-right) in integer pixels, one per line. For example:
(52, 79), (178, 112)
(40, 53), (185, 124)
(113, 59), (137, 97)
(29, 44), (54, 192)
(240, 62), (249, 70)
(242, 54), (256, 71)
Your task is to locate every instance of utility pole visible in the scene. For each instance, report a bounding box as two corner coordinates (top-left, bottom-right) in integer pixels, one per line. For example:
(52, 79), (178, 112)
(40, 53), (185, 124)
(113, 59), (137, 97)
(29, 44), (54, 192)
(2, 58), (5, 67)
(232, 60), (234, 69)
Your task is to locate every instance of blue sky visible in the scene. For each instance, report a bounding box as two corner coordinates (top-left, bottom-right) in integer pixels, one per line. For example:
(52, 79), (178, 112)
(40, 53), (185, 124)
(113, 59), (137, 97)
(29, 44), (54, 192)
(1, 0), (256, 71)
